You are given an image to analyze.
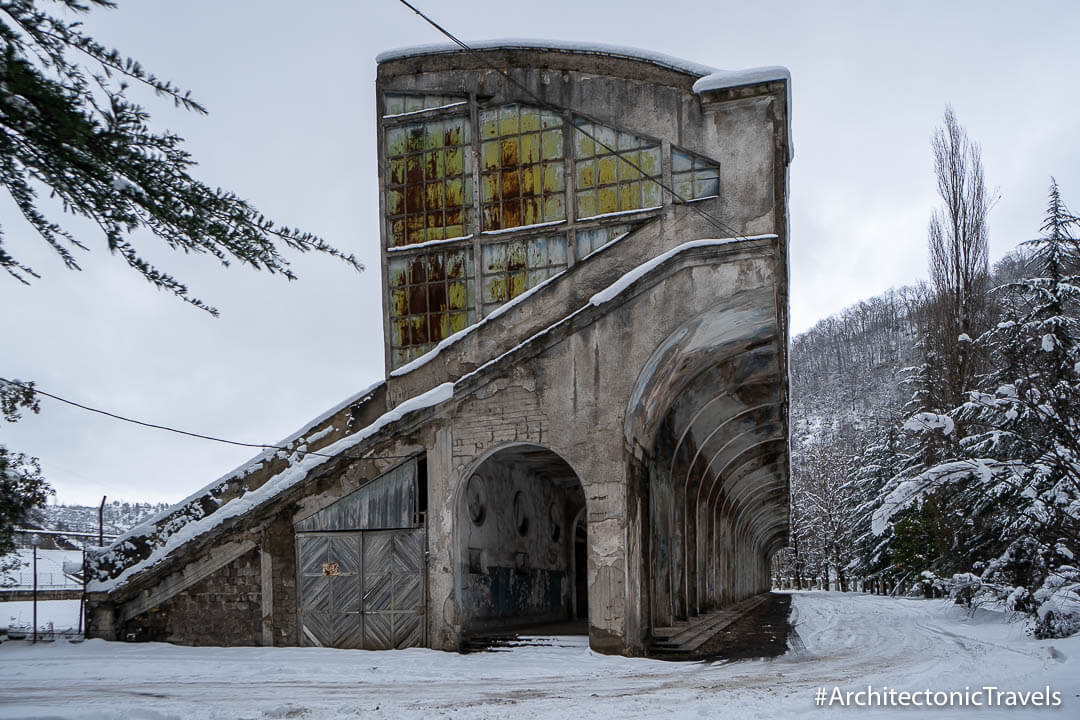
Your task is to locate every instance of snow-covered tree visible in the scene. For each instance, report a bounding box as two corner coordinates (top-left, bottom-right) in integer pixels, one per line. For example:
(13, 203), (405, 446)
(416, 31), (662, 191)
(872, 181), (1080, 636)
(0, 379), (52, 575)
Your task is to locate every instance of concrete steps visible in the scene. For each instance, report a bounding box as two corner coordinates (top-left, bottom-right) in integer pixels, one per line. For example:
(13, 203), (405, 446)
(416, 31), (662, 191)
(649, 593), (771, 656)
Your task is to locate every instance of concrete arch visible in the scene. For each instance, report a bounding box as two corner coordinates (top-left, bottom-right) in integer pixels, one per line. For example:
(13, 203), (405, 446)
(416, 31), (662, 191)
(452, 442), (589, 642)
(624, 297), (787, 634)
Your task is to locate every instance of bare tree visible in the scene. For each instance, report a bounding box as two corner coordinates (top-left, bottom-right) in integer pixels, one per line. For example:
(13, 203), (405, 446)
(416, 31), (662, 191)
(923, 106), (993, 414)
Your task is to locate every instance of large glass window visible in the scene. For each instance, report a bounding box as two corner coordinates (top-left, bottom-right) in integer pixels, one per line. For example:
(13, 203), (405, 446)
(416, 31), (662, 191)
(384, 94), (466, 117)
(480, 233), (568, 314)
(478, 105), (566, 232)
(671, 149), (720, 201)
(573, 120), (661, 219)
(387, 248), (475, 365)
(575, 223), (633, 260)
(385, 116), (472, 247)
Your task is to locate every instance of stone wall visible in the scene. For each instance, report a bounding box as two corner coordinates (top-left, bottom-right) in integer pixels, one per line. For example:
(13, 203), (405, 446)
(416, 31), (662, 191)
(120, 548), (262, 645)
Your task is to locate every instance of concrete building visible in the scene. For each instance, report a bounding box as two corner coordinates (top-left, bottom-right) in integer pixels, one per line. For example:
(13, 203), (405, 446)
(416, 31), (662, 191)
(85, 42), (792, 657)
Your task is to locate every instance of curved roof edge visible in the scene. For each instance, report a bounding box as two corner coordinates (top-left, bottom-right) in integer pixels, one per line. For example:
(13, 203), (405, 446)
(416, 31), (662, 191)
(692, 66), (790, 94)
(376, 39), (718, 78)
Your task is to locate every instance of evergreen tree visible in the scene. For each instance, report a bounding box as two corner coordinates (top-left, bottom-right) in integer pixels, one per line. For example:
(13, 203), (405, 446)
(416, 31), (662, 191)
(0, 379), (52, 574)
(0, 0), (362, 315)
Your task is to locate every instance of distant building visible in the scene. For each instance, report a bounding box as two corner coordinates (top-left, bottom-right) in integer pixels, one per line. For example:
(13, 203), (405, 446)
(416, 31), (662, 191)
(86, 42), (791, 657)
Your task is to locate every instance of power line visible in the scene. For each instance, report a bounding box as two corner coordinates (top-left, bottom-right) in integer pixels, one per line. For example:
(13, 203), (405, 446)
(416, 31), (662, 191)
(5, 379), (340, 459)
(396, 0), (753, 241)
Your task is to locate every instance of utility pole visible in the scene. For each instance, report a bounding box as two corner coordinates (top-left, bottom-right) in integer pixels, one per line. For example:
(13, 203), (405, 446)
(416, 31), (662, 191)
(32, 542), (38, 644)
(98, 495), (106, 547)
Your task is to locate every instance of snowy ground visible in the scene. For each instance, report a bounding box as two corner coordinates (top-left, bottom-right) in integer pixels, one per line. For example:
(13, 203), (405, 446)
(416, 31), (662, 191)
(0, 592), (1076, 719)
(1, 600), (82, 635)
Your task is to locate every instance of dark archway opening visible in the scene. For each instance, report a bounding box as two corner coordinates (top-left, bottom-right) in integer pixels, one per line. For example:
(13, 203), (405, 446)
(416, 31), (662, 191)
(458, 444), (587, 639)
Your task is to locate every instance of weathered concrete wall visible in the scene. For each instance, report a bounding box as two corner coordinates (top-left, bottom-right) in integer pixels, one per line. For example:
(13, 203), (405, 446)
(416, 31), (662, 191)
(421, 242), (780, 654)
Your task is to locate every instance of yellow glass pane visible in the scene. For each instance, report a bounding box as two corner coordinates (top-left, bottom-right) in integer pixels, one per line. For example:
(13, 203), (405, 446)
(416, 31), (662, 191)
(577, 160), (596, 189)
(520, 108), (541, 133)
(425, 183), (444, 210)
(426, 225), (445, 242)
(424, 151), (443, 181)
(409, 315), (426, 345)
(424, 120), (444, 150)
(521, 133), (541, 164)
(481, 141), (500, 172)
(639, 147), (660, 175)
(620, 183), (641, 212)
(499, 106), (519, 135)
(388, 260), (408, 287)
(542, 163), (564, 193)
(445, 224), (465, 239)
(499, 137), (519, 167)
(521, 165), (540, 196)
(386, 127), (406, 156)
(597, 186), (618, 215)
(502, 201), (522, 228)
(444, 147), (464, 178)
(445, 178), (464, 208)
(391, 220), (405, 246)
(387, 189), (404, 216)
(575, 126), (595, 158)
(433, 313), (450, 342)
(597, 156), (618, 185)
(618, 151), (641, 181)
(444, 119), (466, 147)
(406, 155), (422, 184)
(642, 180), (662, 207)
(541, 130), (563, 161)
(485, 275), (507, 303)
(389, 158), (405, 186)
(576, 191), (596, 219)
(449, 312), (468, 333)
(543, 194), (565, 222)
(480, 111), (498, 139)
(406, 125), (424, 153)
(508, 271), (526, 299)
(480, 174), (498, 203)
(501, 169), (520, 200)
(482, 205), (501, 231)
(522, 197), (540, 226)
(448, 281), (467, 310)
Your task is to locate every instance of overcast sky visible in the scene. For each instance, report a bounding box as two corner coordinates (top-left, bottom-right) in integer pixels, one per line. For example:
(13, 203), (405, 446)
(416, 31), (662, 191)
(2, 0), (1079, 506)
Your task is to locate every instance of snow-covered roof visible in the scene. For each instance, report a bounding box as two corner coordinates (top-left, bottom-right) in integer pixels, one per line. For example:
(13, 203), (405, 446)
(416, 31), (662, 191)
(376, 39), (719, 78)
(692, 66), (790, 94)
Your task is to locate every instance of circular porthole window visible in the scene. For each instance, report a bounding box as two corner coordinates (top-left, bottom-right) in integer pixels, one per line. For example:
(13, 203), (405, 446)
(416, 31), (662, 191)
(513, 491), (529, 536)
(466, 474), (486, 526)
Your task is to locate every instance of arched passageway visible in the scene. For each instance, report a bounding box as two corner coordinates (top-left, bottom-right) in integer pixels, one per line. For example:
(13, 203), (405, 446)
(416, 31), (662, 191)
(625, 294), (789, 634)
(457, 444), (587, 638)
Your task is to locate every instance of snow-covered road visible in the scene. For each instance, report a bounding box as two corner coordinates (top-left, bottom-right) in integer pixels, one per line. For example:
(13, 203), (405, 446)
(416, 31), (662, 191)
(0, 592), (1075, 719)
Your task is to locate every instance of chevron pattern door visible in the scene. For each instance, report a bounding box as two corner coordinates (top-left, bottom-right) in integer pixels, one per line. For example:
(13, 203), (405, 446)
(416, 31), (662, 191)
(297, 528), (425, 649)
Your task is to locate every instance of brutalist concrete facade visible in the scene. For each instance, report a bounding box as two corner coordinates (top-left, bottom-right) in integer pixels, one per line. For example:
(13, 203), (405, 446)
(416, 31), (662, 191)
(85, 43), (791, 657)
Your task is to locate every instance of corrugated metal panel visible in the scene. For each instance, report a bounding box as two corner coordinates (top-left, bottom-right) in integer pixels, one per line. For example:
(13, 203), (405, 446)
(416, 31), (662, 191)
(296, 458), (418, 532)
